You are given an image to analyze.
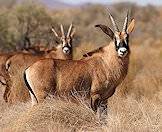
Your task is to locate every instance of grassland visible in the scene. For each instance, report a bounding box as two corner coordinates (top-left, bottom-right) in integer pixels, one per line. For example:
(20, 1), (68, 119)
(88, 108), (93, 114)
(0, 42), (162, 132)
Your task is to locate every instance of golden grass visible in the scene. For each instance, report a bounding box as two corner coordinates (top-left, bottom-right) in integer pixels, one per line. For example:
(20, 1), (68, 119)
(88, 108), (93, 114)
(0, 95), (161, 132)
(118, 44), (162, 101)
(107, 95), (162, 132)
(1, 99), (100, 132)
(0, 39), (162, 131)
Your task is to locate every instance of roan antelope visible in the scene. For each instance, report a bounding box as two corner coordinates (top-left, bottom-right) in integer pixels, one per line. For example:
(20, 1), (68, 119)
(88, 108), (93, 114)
(0, 45), (53, 91)
(0, 45), (51, 85)
(4, 24), (75, 103)
(0, 53), (13, 86)
(24, 11), (135, 115)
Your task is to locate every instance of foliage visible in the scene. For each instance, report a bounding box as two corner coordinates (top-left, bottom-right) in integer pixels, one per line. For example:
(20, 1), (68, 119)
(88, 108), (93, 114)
(0, 1), (161, 52)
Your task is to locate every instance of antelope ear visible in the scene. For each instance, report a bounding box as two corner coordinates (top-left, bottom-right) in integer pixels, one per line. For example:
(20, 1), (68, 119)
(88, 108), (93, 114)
(6, 60), (11, 71)
(70, 28), (76, 38)
(0, 76), (6, 85)
(56, 44), (62, 49)
(127, 19), (135, 34)
(95, 24), (114, 40)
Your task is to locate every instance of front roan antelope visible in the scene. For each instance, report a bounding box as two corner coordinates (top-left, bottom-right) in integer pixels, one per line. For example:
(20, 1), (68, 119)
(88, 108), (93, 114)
(4, 24), (75, 103)
(24, 11), (135, 115)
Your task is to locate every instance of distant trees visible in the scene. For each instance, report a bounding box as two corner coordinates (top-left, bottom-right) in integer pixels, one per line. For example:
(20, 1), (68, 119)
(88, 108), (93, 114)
(0, 0), (54, 52)
(0, 1), (161, 52)
(13, 1), (53, 50)
(0, 9), (15, 51)
(0, 0), (16, 8)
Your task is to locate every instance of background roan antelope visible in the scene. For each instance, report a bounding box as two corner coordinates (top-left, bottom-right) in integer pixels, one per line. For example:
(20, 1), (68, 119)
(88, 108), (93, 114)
(0, 44), (56, 97)
(0, 42), (57, 86)
(24, 11), (135, 115)
(4, 24), (75, 104)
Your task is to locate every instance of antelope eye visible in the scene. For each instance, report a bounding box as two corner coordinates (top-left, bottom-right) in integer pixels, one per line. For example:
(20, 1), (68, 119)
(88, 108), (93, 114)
(55, 40), (59, 44)
(66, 37), (71, 41)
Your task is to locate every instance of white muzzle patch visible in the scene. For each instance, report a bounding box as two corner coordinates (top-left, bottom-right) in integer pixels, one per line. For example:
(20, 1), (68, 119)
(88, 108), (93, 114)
(118, 47), (128, 57)
(63, 47), (70, 54)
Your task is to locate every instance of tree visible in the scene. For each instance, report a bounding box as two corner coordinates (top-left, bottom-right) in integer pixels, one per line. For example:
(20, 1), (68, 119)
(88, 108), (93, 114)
(13, 1), (53, 50)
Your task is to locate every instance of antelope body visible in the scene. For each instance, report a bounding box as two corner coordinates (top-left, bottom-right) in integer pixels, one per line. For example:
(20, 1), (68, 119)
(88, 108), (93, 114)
(0, 45), (51, 92)
(24, 11), (135, 114)
(0, 53), (14, 86)
(0, 43), (61, 87)
(4, 24), (75, 103)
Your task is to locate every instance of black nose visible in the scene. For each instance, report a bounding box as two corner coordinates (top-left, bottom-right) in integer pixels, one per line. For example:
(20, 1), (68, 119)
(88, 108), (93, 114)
(121, 50), (126, 53)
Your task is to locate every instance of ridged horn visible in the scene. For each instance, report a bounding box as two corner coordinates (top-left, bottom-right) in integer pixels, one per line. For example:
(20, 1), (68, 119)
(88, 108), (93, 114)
(122, 11), (129, 32)
(51, 27), (59, 37)
(108, 10), (119, 32)
(67, 23), (73, 38)
(60, 24), (65, 38)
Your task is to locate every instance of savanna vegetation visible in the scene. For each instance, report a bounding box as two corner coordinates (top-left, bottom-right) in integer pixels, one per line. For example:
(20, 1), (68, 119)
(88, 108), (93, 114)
(0, 0), (162, 131)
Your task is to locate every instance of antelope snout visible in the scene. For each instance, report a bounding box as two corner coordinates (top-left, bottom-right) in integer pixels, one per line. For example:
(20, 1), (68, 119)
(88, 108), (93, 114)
(63, 47), (70, 54)
(118, 47), (128, 57)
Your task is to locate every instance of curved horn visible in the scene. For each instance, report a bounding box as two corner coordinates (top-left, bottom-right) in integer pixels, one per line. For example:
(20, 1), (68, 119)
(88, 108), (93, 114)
(67, 23), (73, 38)
(60, 24), (65, 38)
(108, 11), (119, 32)
(51, 27), (59, 37)
(122, 11), (129, 32)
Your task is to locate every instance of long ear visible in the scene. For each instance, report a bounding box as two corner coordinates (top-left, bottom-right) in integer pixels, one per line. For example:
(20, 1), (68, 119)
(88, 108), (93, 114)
(70, 27), (76, 38)
(56, 44), (62, 50)
(6, 59), (11, 71)
(0, 76), (6, 85)
(95, 24), (114, 40)
(127, 19), (135, 34)
(51, 27), (59, 38)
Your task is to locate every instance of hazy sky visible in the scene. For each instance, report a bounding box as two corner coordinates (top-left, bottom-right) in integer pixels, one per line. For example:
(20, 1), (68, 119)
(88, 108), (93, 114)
(60, 0), (162, 6)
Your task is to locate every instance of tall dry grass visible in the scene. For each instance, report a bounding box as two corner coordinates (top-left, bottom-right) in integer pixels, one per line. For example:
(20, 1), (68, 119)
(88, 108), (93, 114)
(0, 39), (162, 131)
(0, 41), (161, 131)
(0, 95), (161, 132)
